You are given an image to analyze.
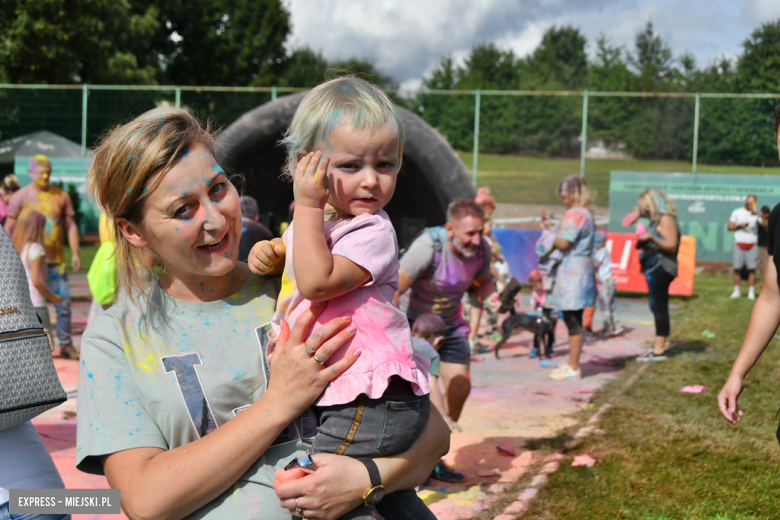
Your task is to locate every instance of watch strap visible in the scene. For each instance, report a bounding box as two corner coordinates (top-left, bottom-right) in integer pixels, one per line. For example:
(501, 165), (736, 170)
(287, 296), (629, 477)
(359, 458), (382, 487)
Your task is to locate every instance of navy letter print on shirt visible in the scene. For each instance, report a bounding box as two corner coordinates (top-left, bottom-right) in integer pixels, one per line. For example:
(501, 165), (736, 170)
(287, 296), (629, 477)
(162, 353), (219, 438)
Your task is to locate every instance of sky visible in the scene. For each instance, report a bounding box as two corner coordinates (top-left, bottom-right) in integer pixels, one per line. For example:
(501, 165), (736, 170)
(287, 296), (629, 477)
(285, 0), (780, 91)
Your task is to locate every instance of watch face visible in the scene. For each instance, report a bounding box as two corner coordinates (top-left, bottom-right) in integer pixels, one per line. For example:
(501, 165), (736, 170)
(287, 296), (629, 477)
(365, 486), (386, 506)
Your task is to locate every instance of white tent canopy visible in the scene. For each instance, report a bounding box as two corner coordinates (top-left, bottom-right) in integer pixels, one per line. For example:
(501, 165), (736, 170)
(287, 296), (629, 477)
(0, 131), (92, 164)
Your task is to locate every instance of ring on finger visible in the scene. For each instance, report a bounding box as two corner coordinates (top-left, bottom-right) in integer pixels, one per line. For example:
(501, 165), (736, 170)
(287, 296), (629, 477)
(305, 346), (315, 357)
(313, 354), (325, 364)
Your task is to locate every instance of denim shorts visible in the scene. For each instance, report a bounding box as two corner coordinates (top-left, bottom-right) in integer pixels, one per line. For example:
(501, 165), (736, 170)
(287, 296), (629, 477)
(0, 501), (70, 520)
(310, 377), (430, 457)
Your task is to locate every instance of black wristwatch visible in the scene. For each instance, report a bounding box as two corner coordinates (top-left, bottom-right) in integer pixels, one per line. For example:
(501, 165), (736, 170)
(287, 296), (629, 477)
(358, 458), (385, 507)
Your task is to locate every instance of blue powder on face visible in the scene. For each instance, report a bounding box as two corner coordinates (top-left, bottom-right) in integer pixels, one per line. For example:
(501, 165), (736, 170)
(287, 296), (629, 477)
(214, 164), (224, 173)
(183, 149), (189, 157)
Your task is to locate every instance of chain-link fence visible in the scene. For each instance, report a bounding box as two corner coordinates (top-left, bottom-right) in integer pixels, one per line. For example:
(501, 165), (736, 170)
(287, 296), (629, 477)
(2, 85), (779, 207)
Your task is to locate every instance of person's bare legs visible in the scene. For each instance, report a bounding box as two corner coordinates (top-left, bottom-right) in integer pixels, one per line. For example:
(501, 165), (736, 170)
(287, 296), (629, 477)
(748, 270), (756, 289)
(653, 335), (667, 355)
(733, 270), (742, 287)
(567, 333), (584, 370)
(438, 362), (471, 422)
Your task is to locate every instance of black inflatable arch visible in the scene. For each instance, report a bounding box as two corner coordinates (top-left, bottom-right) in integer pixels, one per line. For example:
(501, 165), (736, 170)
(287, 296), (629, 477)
(215, 92), (475, 248)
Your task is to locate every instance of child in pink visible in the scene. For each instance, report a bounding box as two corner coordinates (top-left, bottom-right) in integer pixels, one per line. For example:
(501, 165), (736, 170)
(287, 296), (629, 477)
(252, 77), (434, 520)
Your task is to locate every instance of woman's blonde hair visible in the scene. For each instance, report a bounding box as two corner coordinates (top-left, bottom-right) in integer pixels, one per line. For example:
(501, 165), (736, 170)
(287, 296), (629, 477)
(12, 208), (46, 254)
(280, 76), (405, 179)
(637, 188), (677, 221)
(86, 107), (215, 297)
(558, 174), (594, 211)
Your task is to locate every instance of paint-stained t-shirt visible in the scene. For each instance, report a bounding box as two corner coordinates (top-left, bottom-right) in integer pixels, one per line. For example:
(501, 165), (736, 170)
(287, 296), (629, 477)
(399, 227), (491, 335)
(8, 184), (75, 265)
(272, 210), (430, 407)
(76, 272), (313, 520)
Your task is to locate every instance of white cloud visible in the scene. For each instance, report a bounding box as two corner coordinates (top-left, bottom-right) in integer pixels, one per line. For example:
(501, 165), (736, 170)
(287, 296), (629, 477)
(286, 0), (780, 87)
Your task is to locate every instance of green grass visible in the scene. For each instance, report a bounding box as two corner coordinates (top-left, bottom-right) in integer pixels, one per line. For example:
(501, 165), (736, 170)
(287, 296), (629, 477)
(457, 152), (780, 206)
(488, 274), (780, 519)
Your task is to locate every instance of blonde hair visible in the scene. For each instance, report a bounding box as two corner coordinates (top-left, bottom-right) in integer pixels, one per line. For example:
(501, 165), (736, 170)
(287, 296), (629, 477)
(86, 107), (215, 297)
(12, 208), (46, 254)
(558, 174), (594, 211)
(637, 188), (677, 221)
(280, 76), (405, 179)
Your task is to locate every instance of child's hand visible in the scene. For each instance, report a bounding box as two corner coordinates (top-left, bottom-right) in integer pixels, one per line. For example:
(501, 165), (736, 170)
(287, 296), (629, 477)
(50, 294), (63, 304)
(248, 238), (285, 275)
(293, 151), (330, 209)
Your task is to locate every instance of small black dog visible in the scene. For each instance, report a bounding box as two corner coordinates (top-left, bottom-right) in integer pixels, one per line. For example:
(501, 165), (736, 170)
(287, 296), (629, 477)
(494, 312), (555, 359)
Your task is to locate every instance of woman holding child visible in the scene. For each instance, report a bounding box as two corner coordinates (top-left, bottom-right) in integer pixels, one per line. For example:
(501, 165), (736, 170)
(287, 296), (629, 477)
(541, 175), (596, 381)
(76, 80), (448, 520)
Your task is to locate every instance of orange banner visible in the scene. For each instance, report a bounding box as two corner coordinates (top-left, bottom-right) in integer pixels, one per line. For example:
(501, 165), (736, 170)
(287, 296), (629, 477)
(607, 233), (696, 296)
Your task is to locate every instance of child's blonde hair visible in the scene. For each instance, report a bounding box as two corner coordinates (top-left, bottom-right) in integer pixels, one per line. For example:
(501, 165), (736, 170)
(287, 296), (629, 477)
(280, 76), (405, 179)
(12, 208), (46, 254)
(86, 107), (215, 297)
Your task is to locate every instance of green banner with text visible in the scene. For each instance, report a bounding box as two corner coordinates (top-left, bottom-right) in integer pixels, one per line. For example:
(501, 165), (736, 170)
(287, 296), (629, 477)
(609, 171), (780, 263)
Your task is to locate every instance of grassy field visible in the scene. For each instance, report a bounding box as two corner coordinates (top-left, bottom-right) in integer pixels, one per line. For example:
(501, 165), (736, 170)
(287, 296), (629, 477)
(457, 152), (780, 206)
(480, 274), (780, 519)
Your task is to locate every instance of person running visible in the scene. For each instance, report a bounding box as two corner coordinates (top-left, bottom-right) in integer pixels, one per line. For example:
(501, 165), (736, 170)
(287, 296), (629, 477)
(396, 199), (494, 482)
(5, 155), (81, 358)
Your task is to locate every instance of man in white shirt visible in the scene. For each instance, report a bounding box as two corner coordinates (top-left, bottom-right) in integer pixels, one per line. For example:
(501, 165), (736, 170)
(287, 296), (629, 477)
(728, 195), (763, 299)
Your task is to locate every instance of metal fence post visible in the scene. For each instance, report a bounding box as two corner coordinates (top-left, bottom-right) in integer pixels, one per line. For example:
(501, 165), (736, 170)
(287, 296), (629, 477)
(692, 92), (700, 174)
(472, 89), (481, 186)
(81, 84), (88, 157)
(580, 90), (588, 177)
(271, 86), (277, 101)
(175, 86), (181, 108)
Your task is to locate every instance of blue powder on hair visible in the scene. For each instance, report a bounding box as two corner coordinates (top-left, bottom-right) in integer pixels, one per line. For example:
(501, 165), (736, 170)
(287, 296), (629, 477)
(137, 130), (142, 135)
(182, 149), (189, 157)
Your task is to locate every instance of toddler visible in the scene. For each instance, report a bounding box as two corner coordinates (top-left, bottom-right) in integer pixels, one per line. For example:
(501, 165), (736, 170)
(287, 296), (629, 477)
(12, 208), (63, 330)
(593, 231), (624, 336)
(528, 268), (556, 359)
(253, 77), (433, 520)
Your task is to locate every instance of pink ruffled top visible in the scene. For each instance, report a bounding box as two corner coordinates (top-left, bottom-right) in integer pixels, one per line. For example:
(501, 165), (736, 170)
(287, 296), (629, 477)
(269, 210), (431, 407)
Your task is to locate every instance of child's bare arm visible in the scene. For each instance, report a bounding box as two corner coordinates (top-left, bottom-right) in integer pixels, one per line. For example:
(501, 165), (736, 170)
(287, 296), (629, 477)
(292, 151), (371, 302)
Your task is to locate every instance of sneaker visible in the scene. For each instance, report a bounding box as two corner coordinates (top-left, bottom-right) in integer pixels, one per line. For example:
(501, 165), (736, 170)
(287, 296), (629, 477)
(475, 344), (492, 354)
(539, 359), (555, 368)
(610, 325), (625, 336)
(748, 289), (756, 300)
(488, 331), (503, 342)
(636, 349), (667, 362)
(58, 344), (80, 360)
(431, 461), (466, 483)
(545, 346), (554, 358)
(583, 331), (597, 345)
(730, 288), (741, 299)
(529, 347), (540, 358)
(549, 363), (582, 380)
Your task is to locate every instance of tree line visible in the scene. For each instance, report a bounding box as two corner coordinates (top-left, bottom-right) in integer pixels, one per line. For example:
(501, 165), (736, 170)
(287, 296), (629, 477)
(1, 1), (779, 164)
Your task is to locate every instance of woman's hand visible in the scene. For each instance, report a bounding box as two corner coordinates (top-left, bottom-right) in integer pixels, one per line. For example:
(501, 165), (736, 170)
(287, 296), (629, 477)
(718, 374), (745, 424)
(265, 302), (361, 415)
(248, 238), (285, 275)
(637, 233), (654, 244)
(294, 151), (330, 209)
(275, 454), (369, 520)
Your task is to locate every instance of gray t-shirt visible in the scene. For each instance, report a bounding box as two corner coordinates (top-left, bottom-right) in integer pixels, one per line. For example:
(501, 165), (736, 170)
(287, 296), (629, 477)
(76, 273), (312, 519)
(399, 227), (491, 333)
(411, 337), (440, 378)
